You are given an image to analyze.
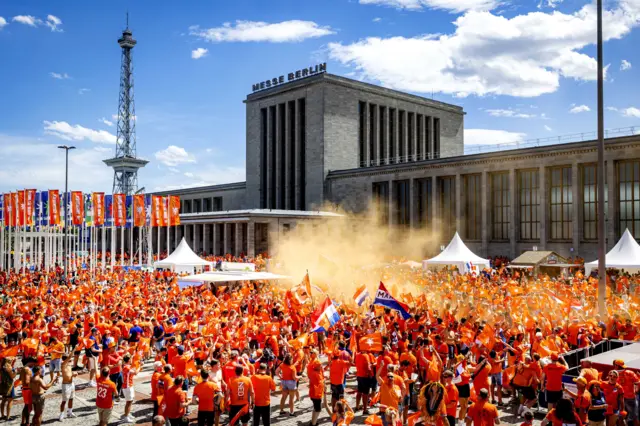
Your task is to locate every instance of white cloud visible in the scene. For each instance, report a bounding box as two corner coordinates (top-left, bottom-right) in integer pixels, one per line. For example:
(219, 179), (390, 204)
(98, 117), (114, 127)
(153, 166), (246, 191)
(360, 0), (499, 13)
(544, 125), (553, 131)
(569, 104), (590, 113)
(184, 172), (195, 178)
(0, 17), (7, 29)
(329, 0), (640, 98)
(45, 15), (62, 32)
(50, 72), (70, 80)
(373, 17), (382, 22)
(43, 121), (117, 144)
(485, 108), (536, 118)
(154, 145), (196, 167)
(0, 135), (112, 192)
(78, 88), (90, 95)
(191, 47), (208, 59)
(621, 59), (632, 71)
(189, 20), (335, 43)
(464, 129), (526, 145)
(12, 15), (41, 27)
(621, 107), (640, 118)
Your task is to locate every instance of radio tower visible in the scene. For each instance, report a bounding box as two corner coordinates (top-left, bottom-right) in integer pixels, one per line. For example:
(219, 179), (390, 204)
(104, 14), (148, 195)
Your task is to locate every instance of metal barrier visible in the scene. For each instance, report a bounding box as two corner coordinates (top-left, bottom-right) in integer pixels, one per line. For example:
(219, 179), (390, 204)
(559, 339), (635, 370)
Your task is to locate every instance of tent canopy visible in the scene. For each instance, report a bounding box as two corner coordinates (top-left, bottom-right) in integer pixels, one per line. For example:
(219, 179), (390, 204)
(585, 229), (640, 275)
(423, 232), (490, 272)
(178, 271), (289, 289)
(154, 238), (211, 272)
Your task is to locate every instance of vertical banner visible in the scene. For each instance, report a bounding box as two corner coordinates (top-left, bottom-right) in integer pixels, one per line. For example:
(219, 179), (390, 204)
(113, 194), (126, 227)
(71, 191), (84, 226)
(125, 195), (133, 229)
(93, 193), (105, 226)
(49, 190), (60, 226)
(11, 193), (18, 228)
(3, 193), (13, 227)
(105, 195), (114, 227)
(38, 191), (49, 226)
(25, 189), (36, 226)
(133, 194), (146, 227)
(151, 195), (166, 227)
(84, 193), (93, 227)
(16, 190), (25, 227)
(169, 195), (181, 226)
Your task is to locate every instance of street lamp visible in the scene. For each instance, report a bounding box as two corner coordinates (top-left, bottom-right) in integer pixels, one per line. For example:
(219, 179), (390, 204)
(58, 145), (76, 281)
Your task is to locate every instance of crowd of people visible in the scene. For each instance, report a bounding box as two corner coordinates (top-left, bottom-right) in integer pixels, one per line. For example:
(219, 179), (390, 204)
(0, 256), (639, 426)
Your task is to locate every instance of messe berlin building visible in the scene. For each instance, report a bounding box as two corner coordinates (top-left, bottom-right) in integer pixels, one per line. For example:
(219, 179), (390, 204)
(155, 68), (640, 260)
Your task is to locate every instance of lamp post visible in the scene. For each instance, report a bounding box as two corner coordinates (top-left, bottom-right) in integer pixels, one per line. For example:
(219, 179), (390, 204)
(596, 0), (606, 315)
(58, 145), (76, 281)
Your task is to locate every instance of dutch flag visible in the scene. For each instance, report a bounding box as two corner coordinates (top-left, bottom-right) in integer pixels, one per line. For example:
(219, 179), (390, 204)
(353, 285), (370, 307)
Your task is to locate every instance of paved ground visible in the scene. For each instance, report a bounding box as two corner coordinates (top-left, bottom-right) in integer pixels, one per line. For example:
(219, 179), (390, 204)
(3, 361), (548, 426)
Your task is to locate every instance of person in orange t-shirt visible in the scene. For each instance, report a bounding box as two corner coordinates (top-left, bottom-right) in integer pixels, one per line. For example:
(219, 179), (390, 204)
(444, 370), (460, 426)
(150, 361), (163, 417)
(355, 350), (374, 414)
(307, 349), (325, 426)
(251, 364), (276, 426)
(465, 388), (499, 426)
(329, 355), (351, 407)
(276, 354), (298, 416)
(542, 353), (568, 410)
(193, 370), (222, 426)
(227, 366), (253, 426)
(600, 370), (624, 426)
(164, 376), (190, 424)
(96, 368), (118, 426)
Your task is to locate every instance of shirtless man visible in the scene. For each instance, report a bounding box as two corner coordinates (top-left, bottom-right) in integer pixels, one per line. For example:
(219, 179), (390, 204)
(59, 355), (78, 421)
(19, 357), (35, 426)
(29, 367), (53, 426)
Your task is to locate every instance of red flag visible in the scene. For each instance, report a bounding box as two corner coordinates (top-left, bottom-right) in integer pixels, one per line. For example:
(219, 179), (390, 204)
(168, 195), (180, 226)
(92, 193), (105, 226)
(49, 190), (60, 226)
(133, 194), (146, 227)
(16, 190), (25, 226)
(25, 189), (36, 226)
(113, 194), (126, 227)
(151, 195), (166, 227)
(359, 332), (383, 352)
(71, 191), (84, 225)
(3, 194), (14, 227)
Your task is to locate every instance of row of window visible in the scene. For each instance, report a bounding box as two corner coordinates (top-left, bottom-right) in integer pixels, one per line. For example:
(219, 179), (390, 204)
(371, 161), (640, 241)
(181, 197), (223, 214)
(358, 101), (441, 167)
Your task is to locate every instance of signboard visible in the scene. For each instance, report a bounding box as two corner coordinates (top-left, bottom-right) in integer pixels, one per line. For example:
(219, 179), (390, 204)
(252, 63), (327, 92)
(547, 254), (558, 264)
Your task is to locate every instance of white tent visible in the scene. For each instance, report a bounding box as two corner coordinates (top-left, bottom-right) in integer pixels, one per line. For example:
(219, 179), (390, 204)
(153, 237), (212, 274)
(177, 271), (289, 289)
(585, 229), (640, 275)
(423, 232), (491, 273)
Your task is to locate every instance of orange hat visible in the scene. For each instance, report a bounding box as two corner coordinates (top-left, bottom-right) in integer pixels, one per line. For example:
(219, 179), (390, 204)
(573, 377), (587, 386)
(550, 352), (559, 361)
(614, 359), (626, 368)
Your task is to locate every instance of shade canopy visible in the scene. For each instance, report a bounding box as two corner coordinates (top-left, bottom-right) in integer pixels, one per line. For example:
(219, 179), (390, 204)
(177, 271), (289, 289)
(585, 229), (640, 275)
(423, 232), (491, 273)
(153, 237), (211, 273)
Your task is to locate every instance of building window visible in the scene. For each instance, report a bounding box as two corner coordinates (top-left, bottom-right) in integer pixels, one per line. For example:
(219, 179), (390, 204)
(260, 107), (268, 208)
(193, 199), (201, 213)
(298, 97), (306, 210)
(550, 167), (572, 240)
(583, 164), (610, 240)
(618, 160), (640, 238)
(288, 100), (296, 209)
(417, 114), (423, 161)
(394, 180), (410, 228)
(372, 181), (390, 225)
(408, 112), (415, 162)
(518, 170), (539, 240)
(398, 111), (405, 163)
(278, 103), (286, 209)
(389, 108), (396, 164)
(434, 118), (440, 158)
(203, 197), (212, 212)
(358, 101), (366, 167)
(464, 175), (481, 240)
(426, 116), (432, 160)
(369, 104), (376, 166)
(183, 199), (192, 214)
(491, 173), (510, 240)
(379, 106), (387, 165)
(269, 105), (276, 209)
(415, 178), (432, 228)
(438, 176), (456, 240)
(213, 197), (223, 212)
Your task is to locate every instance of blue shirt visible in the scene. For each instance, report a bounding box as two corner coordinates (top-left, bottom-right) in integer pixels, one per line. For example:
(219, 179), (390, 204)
(129, 325), (143, 342)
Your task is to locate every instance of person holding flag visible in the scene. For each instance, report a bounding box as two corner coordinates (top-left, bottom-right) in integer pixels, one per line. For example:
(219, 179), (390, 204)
(373, 283), (411, 320)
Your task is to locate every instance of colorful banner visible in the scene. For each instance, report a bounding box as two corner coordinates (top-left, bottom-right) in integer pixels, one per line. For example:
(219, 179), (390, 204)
(71, 191), (84, 225)
(3, 193), (13, 227)
(25, 189), (36, 226)
(37, 191), (48, 226)
(49, 190), (60, 226)
(16, 190), (25, 227)
(105, 195), (113, 226)
(84, 193), (93, 227)
(169, 195), (181, 226)
(151, 195), (166, 227)
(92, 193), (105, 226)
(113, 194), (126, 227)
(133, 194), (146, 227)
(0, 194), (3, 225)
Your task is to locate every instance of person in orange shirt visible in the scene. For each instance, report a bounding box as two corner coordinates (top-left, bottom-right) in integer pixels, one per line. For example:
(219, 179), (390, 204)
(488, 350), (505, 406)
(164, 376), (190, 425)
(541, 397), (582, 426)
(512, 361), (537, 416)
(376, 369), (402, 411)
(355, 349), (374, 414)
(465, 388), (499, 426)
(612, 359), (640, 426)
(47, 336), (65, 384)
(150, 361), (164, 417)
(157, 364), (174, 414)
(329, 353), (351, 408)
(443, 370), (459, 426)
(193, 370), (223, 426)
(565, 377), (591, 424)
(227, 366), (253, 426)
(307, 349), (325, 426)
(541, 353), (568, 410)
(600, 370), (624, 426)
(96, 367), (118, 426)
(251, 364), (276, 426)
(276, 354), (298, 416)
(171, 346), (191, 391)
(472, 356), (492, 396)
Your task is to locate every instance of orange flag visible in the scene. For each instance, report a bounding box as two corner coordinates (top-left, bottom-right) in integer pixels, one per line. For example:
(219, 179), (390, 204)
(359, 332), (383, 352)
(92, 192), (105, 226)
(3, 193), (14, 227)
(133, 194), (146, 227)
(71, 191), (84, 225)
(365, 415), (384, 426)
(16, 190), (25, 226)
(49, 190), (60, 226)
(25, 189), (36, 225)
(151, 195), (166, 227)
(408, 413), (424, 426)
(0, 346), (20, 359)
(476, 324), (496, 350)
(264, 323), (280, 336)
(113, 194), (126, 227)
(168, 195), (180, 226)
(289, 334), (309, 350)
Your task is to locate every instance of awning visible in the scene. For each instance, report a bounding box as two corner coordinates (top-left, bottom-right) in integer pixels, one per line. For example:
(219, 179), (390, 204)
(178, 271), (290, 289)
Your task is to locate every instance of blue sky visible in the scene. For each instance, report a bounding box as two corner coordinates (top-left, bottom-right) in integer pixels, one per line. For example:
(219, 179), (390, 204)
(0, 0), (639, 193)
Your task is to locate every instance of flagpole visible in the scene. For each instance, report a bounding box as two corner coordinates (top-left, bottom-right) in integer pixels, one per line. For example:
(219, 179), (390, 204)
(120, 226), (125, 267)
(101, 226), (106, 272)
(138, 226), (142, 266)
(110, 223), (115, 269)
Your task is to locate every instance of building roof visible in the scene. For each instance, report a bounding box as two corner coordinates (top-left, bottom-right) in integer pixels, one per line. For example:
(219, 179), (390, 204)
(154, 181), (246, 196)
(245, 72), (463, 114)
(179, 209), (343, 223)
(511, 251), (566, 265)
